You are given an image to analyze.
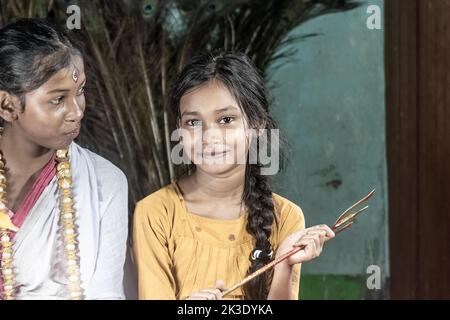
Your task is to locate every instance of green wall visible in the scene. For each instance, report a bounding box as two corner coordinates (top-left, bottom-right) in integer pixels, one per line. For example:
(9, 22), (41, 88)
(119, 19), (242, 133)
(268, 1), (387, 299)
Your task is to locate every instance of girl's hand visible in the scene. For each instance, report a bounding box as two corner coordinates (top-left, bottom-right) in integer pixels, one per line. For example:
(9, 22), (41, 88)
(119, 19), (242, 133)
(276, 225), (335, 266)
(186, 280), (226, 300)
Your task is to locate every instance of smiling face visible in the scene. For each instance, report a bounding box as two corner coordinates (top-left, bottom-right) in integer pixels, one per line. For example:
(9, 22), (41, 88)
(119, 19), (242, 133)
(178, 80), (251, 175)
(9, 55), (86, 150)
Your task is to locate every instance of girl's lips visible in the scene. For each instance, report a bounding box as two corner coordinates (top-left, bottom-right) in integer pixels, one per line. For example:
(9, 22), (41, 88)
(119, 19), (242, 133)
(201, 150), (229, 159)
(66, 127), (80, 139)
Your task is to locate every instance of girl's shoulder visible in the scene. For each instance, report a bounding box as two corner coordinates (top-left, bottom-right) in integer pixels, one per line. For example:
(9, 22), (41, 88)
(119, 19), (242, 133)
(271, 192), (305, 233)
(272, 193), (303, 215)
(272, 193), (304, 217)
(134, 183), (182, 223)
(137, 182), (180, 207)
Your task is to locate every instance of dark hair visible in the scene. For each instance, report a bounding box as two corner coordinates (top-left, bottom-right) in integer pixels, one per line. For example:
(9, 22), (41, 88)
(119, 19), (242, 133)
(170, 51), (285, 299)
(0, 18), (82, 108)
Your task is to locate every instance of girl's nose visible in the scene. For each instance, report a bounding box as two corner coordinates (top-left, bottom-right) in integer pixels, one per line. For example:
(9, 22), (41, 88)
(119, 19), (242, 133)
(202, 127), (223, 145)
(67, 97), (84, 122)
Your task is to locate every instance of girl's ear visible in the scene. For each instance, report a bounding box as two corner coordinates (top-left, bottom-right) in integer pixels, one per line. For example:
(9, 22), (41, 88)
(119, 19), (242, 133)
(0, 91), (21, 123)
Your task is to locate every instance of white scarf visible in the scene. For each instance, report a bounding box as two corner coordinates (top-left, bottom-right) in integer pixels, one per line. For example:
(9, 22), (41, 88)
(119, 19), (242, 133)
(11, 142), (128, 299)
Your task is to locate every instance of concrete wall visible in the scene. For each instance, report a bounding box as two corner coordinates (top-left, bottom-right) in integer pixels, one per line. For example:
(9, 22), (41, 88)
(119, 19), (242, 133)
(268, 0), (387, 299)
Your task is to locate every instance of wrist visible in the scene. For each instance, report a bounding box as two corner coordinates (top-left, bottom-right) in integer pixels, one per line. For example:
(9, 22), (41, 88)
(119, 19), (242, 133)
(274, 256), (293, 270)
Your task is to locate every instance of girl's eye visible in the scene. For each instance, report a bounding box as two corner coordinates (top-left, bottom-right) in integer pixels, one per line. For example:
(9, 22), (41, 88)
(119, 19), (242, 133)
(186, 119), (202, 127)
(50, 96), (64, 105)
(219, 116), (235, 124)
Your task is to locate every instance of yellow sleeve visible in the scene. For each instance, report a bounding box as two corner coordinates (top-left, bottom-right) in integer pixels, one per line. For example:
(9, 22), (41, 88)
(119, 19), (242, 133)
(277, 204), (305, 241)
(277, 204), (306, 300)
(132, 199), (176, 299)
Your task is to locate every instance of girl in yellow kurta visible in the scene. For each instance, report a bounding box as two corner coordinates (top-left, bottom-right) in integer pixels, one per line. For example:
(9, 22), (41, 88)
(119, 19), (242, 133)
(133, 51), (334, 300)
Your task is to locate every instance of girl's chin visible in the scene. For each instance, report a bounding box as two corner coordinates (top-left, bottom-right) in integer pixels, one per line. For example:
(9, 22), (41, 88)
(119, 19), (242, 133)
(53, 139), (74, 150)
(196, 163), (242, 174)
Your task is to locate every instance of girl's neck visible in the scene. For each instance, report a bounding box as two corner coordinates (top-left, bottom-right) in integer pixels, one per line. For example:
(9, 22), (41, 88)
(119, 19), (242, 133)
(0, 125), (55, 175)
(179, 165), (247, 210)
(192, 166), (245, 201)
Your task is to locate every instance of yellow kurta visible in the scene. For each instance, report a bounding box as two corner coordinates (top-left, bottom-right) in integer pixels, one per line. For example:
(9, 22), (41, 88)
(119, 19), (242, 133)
(132, 182), (305, 300)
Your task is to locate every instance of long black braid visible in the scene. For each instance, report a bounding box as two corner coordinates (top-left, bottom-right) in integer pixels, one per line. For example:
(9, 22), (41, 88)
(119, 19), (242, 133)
(242, 162), (275, 299)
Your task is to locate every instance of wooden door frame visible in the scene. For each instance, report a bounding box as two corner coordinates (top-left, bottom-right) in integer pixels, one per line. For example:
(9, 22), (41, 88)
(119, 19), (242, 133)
(386, 0), (450, 299)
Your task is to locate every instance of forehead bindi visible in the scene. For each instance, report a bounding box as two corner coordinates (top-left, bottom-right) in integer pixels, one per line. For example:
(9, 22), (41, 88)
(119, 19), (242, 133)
(42, 59), (86, 94)
(64, 56), (85, 82)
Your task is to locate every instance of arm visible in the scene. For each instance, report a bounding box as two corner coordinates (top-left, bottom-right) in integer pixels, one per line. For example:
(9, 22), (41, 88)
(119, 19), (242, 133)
(132, 199), (177, 299)
(268, 205), (305, 300)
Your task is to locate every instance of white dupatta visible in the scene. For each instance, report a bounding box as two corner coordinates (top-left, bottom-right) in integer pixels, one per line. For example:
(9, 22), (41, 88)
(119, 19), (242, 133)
(11, 142), (128, 299)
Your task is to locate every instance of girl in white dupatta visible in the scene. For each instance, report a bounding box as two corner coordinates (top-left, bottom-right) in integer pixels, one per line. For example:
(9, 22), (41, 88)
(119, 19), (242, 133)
(0, 19), (128, 299)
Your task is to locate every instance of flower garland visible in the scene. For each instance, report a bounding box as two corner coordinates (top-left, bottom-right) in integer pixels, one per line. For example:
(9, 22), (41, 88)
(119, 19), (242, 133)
(0, 148), (83, 300)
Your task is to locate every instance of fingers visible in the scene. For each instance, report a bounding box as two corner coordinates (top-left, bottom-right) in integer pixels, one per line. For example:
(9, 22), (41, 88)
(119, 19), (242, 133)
(294, 230), (325, 247)
(294, 224), (335, 244)
(293, 232), (327, 260)
(187, 280), (226, 300)
(295, 237), (318, 260)
(199, 288), (223, 300)
(308, 224), (335, 238)
(187, 289), (222, 300)
(308, 234), (322, 253)
(302, 229), (327, 243)
(186, 294), (208, 300)
(215, 280), (226, 291)
(284, 224), (335, 265)
(186, 292), (208, 300)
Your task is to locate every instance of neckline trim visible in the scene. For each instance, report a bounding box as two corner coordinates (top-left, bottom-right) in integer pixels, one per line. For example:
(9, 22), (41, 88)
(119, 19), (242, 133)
(171, 181), (247, 223)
